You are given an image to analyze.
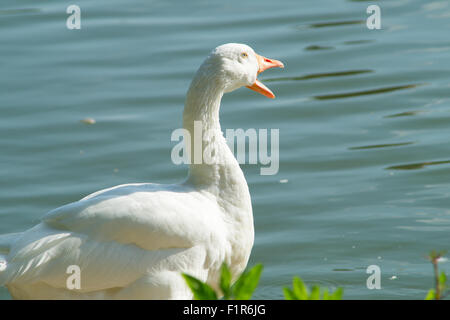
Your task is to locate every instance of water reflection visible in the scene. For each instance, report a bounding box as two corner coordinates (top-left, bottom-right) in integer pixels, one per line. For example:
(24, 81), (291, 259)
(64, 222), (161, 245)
(387, 160), (450, 170)
(308, 20), (365, 28)
(349, 142), (415, 150)
(343, 40), (375, 45)
(265, 70), (373, 83)
(314, 84), (421, 100)
(384, 110), (424, 118)
(305, 45), (334, 51)
(0, 8), (40, 15)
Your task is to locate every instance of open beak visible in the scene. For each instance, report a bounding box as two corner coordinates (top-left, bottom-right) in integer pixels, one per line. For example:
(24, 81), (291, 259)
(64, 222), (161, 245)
(246, 53), (284, 99)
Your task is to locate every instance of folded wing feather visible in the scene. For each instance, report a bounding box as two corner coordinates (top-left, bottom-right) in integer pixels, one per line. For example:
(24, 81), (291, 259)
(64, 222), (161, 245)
(2, 183), (227, 294)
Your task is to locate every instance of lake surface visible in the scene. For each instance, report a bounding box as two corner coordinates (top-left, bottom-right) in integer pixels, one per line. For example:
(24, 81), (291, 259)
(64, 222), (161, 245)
(1, 0), (449, 299)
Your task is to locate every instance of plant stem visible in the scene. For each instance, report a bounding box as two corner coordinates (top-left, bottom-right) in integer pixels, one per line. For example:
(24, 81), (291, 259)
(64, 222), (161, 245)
(429, 252), (446, 300)
(433, 257), (440, 300)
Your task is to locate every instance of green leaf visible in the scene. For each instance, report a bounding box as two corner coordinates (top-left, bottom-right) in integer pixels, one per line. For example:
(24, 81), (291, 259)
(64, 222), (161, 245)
(232, 264), (263, 300)
(322, 288), (330, 300)
(425, 289), (436, 300)
(331, 287), (344, 300)
(309, 285), (320, 300)
(220, 263), (232, 299)
(283, 287), (297, 300)
(292, 277), (308, 300)
(283, 276), (344, 300)
(439, 272), (447, 286)
(182, 274), (218, 300)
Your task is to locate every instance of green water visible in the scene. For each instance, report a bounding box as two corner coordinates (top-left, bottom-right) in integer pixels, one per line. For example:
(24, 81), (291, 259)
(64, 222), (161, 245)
(1, 0), (450, 299)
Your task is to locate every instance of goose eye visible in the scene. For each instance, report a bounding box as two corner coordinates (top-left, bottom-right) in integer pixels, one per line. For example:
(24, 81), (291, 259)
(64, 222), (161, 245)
(241, 52), (248, 58)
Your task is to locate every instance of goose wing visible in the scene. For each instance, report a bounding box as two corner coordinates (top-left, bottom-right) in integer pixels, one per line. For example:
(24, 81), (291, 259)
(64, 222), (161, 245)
(2, 183), (226, 295)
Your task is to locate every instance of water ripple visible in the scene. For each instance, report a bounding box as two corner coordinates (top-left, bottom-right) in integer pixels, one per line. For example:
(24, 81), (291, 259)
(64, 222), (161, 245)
(308, 20), (365, 29)
(0, 8), (40, 16)
(314, 84), (421, 100)
(384, 110), (424, 118)
(386, 160), (450, 170)
(349, 142), (415, 150)
(265, 70), (373, 83)
(305, 45), (334, 51)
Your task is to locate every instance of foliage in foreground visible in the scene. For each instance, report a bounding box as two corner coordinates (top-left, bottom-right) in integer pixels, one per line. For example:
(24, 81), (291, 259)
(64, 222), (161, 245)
(182, 263), (263, 300)
(183, 263), (343, 300)
(425, 250), (448, 300)
(283, 276), (343, 300)
(184, 250), (449, 300)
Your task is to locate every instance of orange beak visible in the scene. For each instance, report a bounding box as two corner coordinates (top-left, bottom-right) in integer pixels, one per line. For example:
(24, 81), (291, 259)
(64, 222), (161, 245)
(246, 53), (284, 99)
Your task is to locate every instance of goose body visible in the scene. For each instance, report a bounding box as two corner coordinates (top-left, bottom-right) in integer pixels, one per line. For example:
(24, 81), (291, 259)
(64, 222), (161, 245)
(0, 43), (283, 299)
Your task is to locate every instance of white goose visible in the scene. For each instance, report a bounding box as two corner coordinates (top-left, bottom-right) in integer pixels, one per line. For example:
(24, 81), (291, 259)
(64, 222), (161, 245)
(0, 43), (283, 299)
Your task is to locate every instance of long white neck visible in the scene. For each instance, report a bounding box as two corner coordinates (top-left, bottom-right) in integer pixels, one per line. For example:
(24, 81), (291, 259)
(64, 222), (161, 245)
(182, 66), (248, 199)
(182, 63), (254, 278)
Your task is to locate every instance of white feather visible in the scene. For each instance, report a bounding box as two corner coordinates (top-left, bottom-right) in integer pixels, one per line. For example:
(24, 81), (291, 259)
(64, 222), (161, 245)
(0, 44), (258, 299)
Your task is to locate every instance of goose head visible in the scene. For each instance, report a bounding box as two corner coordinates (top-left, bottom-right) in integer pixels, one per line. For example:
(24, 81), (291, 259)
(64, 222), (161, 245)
(199, 43), (284, 98)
